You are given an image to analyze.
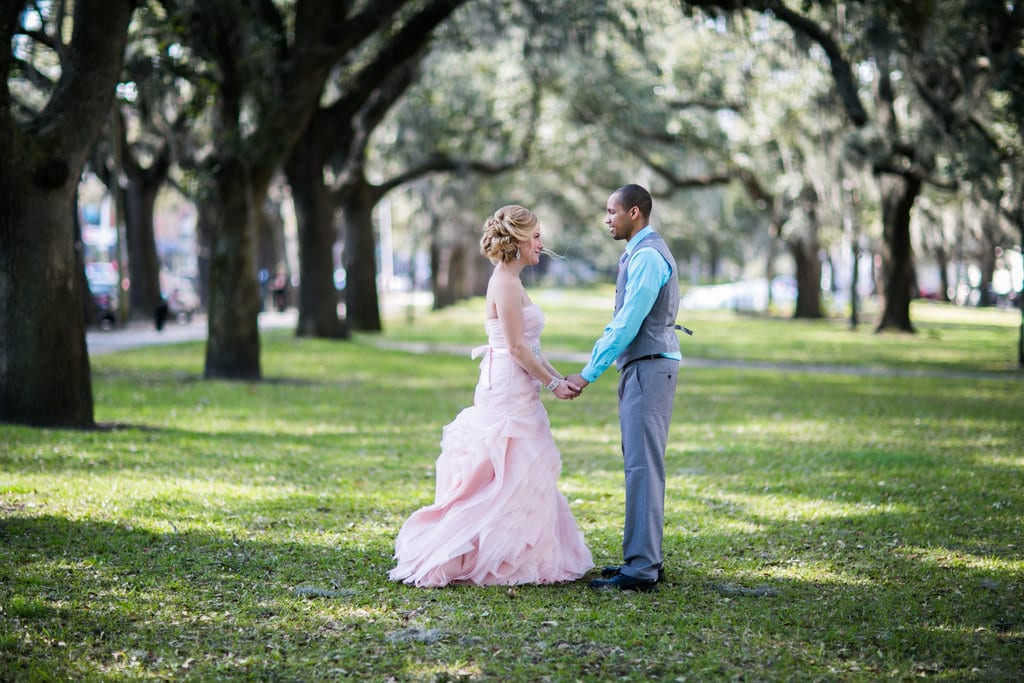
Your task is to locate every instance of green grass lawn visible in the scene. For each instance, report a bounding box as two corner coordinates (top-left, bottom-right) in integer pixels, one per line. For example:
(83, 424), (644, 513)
(2, 292), (1022, 681)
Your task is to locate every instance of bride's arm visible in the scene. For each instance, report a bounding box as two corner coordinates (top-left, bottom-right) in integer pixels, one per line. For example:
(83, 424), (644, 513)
(538, 356), (562, 380)
(493, 277), (560, 389)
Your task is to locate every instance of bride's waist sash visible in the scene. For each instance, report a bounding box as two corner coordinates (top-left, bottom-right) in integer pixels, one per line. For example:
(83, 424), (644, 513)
(471, 343), (541, 389)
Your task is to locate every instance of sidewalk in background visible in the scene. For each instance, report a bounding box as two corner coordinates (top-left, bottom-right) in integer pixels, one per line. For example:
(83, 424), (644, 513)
(86, 290), (429, 356)
(86, 310), (297, 356)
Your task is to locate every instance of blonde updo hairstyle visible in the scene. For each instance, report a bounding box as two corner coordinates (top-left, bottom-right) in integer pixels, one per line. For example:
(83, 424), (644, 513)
(480, 204), (538, 264)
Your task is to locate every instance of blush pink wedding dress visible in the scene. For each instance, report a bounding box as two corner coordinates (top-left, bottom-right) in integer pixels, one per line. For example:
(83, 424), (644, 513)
(389, 304), (594, 587)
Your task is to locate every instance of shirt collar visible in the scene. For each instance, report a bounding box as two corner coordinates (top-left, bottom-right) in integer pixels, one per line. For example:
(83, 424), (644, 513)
(624, 225), (654, 255)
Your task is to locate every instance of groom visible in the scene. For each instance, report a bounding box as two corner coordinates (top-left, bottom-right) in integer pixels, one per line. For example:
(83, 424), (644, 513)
(567, 184), (681, 592)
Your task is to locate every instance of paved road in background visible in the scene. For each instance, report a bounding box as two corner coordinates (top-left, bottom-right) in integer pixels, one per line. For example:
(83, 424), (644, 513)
(86, 291), (431, 356)
(86, 310), (297, 356)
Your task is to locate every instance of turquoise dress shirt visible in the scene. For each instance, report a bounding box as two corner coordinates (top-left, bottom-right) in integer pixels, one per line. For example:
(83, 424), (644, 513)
(581, 226), (682, 383)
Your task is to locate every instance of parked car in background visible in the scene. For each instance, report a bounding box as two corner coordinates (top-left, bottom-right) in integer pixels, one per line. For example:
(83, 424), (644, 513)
(85, 262), (119, 329)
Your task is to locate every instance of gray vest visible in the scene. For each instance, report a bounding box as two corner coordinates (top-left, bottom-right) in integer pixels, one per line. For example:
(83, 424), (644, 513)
(615, 231), (680, 369)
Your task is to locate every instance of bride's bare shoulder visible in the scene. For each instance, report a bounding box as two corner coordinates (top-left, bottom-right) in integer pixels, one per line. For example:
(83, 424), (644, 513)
(487, 269), (519, 294)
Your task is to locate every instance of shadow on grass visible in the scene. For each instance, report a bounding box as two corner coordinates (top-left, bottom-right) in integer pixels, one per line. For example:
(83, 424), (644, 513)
(3, 509), (1021, 681)
(0, 512), (401, 679)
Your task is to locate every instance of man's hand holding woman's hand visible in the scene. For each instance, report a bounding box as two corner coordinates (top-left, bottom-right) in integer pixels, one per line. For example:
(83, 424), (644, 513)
(553, 373), (590, 400)
(565, 374), (589, 395)
(553, 378), (581, 400)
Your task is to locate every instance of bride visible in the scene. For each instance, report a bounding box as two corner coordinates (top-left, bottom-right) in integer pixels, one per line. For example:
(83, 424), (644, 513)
(389, 204), (594, 587)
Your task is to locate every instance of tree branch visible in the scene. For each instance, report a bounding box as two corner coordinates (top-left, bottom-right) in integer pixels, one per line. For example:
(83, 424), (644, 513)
(911, 74), (1009, 161)
(266, 0), (467, 184)
(761, 1), (867, 126)
(872, 159), (959, 191)
(380, 154), (521, 196)
(683, 0), (868, 126)
(374, 79), (540, 197)
(28, 0), (135, 154)
(665, 96), (745, 113)
(627, 141), (733, 191)
(360, 81), (538, 200)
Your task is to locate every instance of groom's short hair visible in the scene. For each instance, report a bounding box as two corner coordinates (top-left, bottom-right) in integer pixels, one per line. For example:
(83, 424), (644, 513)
(614, 184), (653, 220)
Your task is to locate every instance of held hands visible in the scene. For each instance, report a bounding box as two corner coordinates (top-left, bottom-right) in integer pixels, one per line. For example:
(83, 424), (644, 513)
(552, 373), (589, 401)
(553, 378), (581, 400)
(565, 374), (589, 395)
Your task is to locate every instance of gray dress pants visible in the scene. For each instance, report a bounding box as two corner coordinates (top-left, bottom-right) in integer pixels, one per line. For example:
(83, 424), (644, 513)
(617, 357), (678, 581)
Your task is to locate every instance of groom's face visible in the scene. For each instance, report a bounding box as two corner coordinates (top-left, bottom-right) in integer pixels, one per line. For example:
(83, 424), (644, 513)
(605, 193), (638, 241)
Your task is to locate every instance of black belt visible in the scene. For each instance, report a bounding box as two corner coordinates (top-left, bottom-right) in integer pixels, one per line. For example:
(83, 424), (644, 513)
(622, 354), (665, 370)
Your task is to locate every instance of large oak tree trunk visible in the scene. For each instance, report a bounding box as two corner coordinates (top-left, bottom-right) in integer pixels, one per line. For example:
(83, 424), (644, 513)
(429, 239), (449, 311)
(789, 235), (823, 319)
(790, 187), (823, 319)
(123, 166), (166, 321)
(0, 0), (135, 428)
(875, 173), (921, 333)
(285, 127), (348, 339)
(934, 245), (951, 303)
(1, 173), (95, 426)
(341, 183), (383, 332)
(204, 162), (263, 379)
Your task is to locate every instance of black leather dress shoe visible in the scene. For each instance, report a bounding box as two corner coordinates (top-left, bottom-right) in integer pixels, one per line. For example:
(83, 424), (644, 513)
(600, 565), (665, 583)
(588, 573), (659, 592)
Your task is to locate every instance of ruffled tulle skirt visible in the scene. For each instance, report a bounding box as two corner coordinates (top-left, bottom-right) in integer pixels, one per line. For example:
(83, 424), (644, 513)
(389, 397), (593, 587)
